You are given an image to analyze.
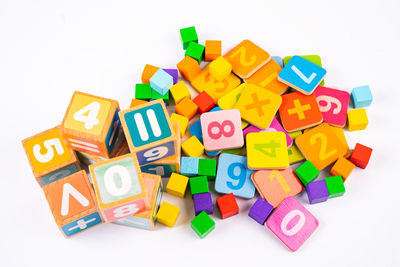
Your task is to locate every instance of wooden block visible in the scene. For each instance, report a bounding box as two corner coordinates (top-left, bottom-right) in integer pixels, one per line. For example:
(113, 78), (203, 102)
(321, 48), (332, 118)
(156, 201), (180, 227)
(193, 192), (213, 215)
(200, 109), (244, 151)
(175, 97), (198, 120)
(314, 86), (350, 127)
(181, 136), (204, 157)
(215, 153), (255, 199)
(246, 132), (289, 170)
(325, 175), (345, 198)
(218, 83), (247, 110)
(170, 113), (188, 138)
(351, 85), (372, 108)
(130, 99), (148, 108)
(279, 91), (323, 132)
(151, 87), (170, 105)
(193, 91), (215, 114)
(330, 157), (355, 181)
(170, 81), (191, 104)
(163, 69), (178, 84)
(248, 197), (274, 225)
(166, 173), (189, 198)
(113, 173), (163, 230)
(198, 158), (217, 181)
(189, 176), (209, 195)
(347, 108), (368, 131)
(216, 193), (239, 219)
(185, 42), (205, 64)
(22, 126), (80, 186)
(263, 117), (293, 147)
(234, 84), (282, 129)
(295, 160), (320, 186)
(141, 64), (159, 83)
(349, 143), (372, 169)
(209, 56), (232, 81)
(245, 58), (288, 95)
(180, 26), (198, 50)
(177, 56), (201, 82)
(89, 153), (149, 222)
(205, 40), (221, 61)
(331, 126), (351, 158)
(119, 99), (178, 165)
(251, 167), (303, 207)
(191, 211), (215, 238)
(42, 170), (103, 237)
(224, 40), (271, 79)
(150, 69), (173, 96)
(265, 197), (319, 251)
(306, 180), (329, 204)
(189, 119), (203, 142)
(135, 83), (152, 100)
(272, 56), (284, 67)
(283, 55), (324, 86)
(61, 91), (121, 158)
(180, 157), (199, 177)
(288, 144), (305, 164)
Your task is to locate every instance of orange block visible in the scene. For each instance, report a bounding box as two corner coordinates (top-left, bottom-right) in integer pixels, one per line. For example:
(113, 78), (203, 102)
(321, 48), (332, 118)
(175, 97), (198, 120)
(330, 157), (355, 181)
(205, 40), (222, 61)
(141, 64), (159, 83)
(130, 99), (148, 108)
(177, 56), (201, 82)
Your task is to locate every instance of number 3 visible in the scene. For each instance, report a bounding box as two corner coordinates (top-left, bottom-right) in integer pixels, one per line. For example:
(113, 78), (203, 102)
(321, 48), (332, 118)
(33, 138), (64, 163)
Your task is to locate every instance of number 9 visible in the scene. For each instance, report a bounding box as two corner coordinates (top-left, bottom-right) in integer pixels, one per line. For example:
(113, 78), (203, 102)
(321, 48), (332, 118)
(226, 162), (247, 190)
(143, 146), (169, 162)
(316, 95), (342, 114)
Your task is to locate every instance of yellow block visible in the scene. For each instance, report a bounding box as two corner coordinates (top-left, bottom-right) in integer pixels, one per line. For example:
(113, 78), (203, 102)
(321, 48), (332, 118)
(288, 130), (302, 140)
(170, 113), (188, 138)
(347, 108), (368, 131)
(170, 81), (191, 104)
(209, 56), (232, 81)
(166, 173), (189, 198)
(288, 144), (305, 164)
(217, 83), (249, 129)
(181, 136), (204, 157)
(156, 201), (180, 227)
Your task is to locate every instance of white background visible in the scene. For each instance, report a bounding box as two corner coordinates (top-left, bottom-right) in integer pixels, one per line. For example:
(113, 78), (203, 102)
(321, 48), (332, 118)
(1, 0), (399, 266)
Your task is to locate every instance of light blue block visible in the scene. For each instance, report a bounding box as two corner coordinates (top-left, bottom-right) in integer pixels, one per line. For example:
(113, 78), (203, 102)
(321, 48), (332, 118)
(180, 157), (199, 177)
(215, 153), (255, 199)
(278, 55), (327, 94)
(272, 56), (284, 68)
(351, 85), (372, 108)
(150, 69), (173, 96)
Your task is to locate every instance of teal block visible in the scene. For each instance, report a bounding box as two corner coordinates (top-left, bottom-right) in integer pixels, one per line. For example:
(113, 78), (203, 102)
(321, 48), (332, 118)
(351, 85), (372, 108)
(180, 26), (198, 50)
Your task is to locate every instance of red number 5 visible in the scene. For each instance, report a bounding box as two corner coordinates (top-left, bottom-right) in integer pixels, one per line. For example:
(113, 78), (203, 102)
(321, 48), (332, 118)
(207, 120), (235, 139)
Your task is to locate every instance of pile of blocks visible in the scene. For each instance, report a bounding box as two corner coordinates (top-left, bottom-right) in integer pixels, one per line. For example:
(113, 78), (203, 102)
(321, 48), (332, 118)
(21, 26), (373, 251)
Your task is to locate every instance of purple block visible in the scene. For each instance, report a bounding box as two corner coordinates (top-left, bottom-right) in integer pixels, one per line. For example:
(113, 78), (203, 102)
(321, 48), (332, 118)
(163, 69), (178, 84)
(306, 180), (329, 204)
(248, 197), (274, 225)
(193, 192), (213, 215)
(243, 125), (261, 138)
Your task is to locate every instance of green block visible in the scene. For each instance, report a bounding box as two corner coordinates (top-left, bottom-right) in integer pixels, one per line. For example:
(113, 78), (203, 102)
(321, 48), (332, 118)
(283, 55), (325, 86)
(295, 160), (320, 186)
(180, 26), (198, 50)
(185, 42), (205, 64)
(151, 88), (170, 105)
(198, 158), (217, 181)
(325, 176), (345, 198)
(191, 211), (215, 238)
(135, 83), (152, 100)
(189, 176), (209, 195)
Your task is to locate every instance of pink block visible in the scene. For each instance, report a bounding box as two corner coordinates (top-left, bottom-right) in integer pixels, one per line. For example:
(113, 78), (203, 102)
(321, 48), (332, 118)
(261, 117), (293, 147)
(103, 198), (147, 222)
(265, 197), (318, 251)
(200, 109), (244, 151)
(243, 125), (261, 138)
(314, 86), (350, 127)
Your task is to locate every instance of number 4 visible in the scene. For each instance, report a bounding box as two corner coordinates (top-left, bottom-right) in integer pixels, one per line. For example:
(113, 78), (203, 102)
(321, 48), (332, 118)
(73, 102), (100, 130)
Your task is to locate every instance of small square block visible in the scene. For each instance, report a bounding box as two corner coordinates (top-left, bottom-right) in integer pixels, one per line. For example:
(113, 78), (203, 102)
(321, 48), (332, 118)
(198, 158), (217, 180)
(180, 157), (199, 177)
(185, 42), (205, 64)
(248, 197), (274, 225)
(351, 85), (372, 108)
(135, 83), (152, 100)
(283, 55), (324, 85)
(151, 88), (170, 105)
(130, 99), (147, 108)
(349, 143), (372, 169)
(163, 69), (178, 84)
(325, 176), (345, 198)
(209, 56), (232, 81)
(347, 108), (368, 131)
(181, 136), (204, 157)
(175, 97), (198, 120)
(193, 91), (216, 114)
(306, 180), (329, 204)
(193, 192), (213, 215)
(141, 64), (159, 83)
(177, 56), (201, 82)
(170, 113), (189, 138)
(216, 193), (239, 219)
(272, 56), (284, 67)
(180, 26), (198, 50)
(330, 157), (355, 181)
(166, 173), (189, 198)
(205, 40), (221, 61)
(295, 160), (320, 186)
(150, 69), (173, 96)
(170, 81), (191, 104)
(191, 211), (215, 238)
(156, 201), (180, 227)
(189, 119), (203, 142)
(190, 176), (209, 195)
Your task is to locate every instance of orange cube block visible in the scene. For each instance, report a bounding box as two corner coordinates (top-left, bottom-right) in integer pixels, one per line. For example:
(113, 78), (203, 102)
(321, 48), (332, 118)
(330, 157), (355, 181)
(141, 64), (159, 83)
(177, 56), (201, 82)
(175, 97), (198, 120)
(205, 40), (222, 61)
(130, 99), (148, 108)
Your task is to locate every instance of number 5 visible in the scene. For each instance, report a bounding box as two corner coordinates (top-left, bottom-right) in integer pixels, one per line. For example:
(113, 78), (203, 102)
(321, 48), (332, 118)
(33, 138), (64, 163)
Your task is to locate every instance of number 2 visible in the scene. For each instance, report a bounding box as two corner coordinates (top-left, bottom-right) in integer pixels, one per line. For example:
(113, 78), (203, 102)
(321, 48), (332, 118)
(230, 46), (257, 67)
(73, 102), (100, 130)
(310, 133), (337, 161)
(33, 138), (64, 163)
(226, 162), (246, 190)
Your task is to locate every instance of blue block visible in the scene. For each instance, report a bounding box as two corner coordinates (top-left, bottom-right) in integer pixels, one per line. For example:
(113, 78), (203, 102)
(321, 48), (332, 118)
(189, 120), (203, 142)
(205, 150), (220, 157)
(272, 56), (284, 68)
(214, 153), (255, 199)
(278, 55), (327, 94)
(180, 157), (199, 177)
(61, 212), (103, 237)
(351, 85), (372, 108)
(150, 69), (173, 96)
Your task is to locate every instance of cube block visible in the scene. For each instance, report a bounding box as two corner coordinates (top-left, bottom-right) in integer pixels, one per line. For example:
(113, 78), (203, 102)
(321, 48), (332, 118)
(209, 56), (232, 81)
(347, 108), (368, 131)
(135, 83), (152, 100)
(141, 64), (159, 83)
(156, 201), (180, 227)
(163, 69), (178, 84)
(295, 160), (320, 186)
(191, 211), (215, 238)
(185, 42), (205, 63)
(349, 143), (372, 169)
(330, 157), (355, 181)
(180, 157), (199, 177)
(150, 69), (173, 96)
(166, 173), (189, 198)
(170, 81), (191, 104)
(325, 176), (345, 198)
(189, 176), (209, 195)
(205, 40), (221, 61)
(180, 26), (198, 50)
(216, 193), (239, 219)
(170, 113), (189, 138)
(181, 136), (204, 157)
(351, 85), (372, 108)
(175, 97), (198, 120)
(193, 91), (215, 114)
(177, 56), (201, 82)
(198, 158), (217, 180)
(193, 192), (213, 215)
(306, 180), (329, 204)
(248, 197), (274, 225)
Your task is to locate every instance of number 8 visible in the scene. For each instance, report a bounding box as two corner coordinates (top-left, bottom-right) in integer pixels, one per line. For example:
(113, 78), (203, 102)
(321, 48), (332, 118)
(207, 120), (235, 140)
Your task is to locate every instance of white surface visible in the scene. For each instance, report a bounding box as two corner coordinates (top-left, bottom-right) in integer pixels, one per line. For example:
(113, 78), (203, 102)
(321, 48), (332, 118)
(1, 0), (399, 266)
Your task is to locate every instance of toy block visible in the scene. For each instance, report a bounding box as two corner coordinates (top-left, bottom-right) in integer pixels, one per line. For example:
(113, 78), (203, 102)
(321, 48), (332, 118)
(272, 56), (284, 67)
(193, 91), (215, 114)
(175, 97), (198, 120)
(193, 192), (213, 215)
(278, 56), (326, 95)
(330, 157), (355, 181)
(351, 85), (372, 108)
(349, 143), (372, 169)
(150, 69), (173, 96)
(224, 40), (271, 79)
(331, 126), (351, 158)
(283, 55), (325, 86)
(156, 201), (180, 227)
(119, 100), (178, 165)
(22, 126), (80, 186)
(200, 109), (244, 151)
(163, 69), (178, 84)
(113, 173), (163, 230)
(251, 167), (303, 207)
(325, 175), (345, 198)
(264, 117), (293, 147)
(246, 132), (289, 170)
(234, 84), (282, 129)
(245, 58), (288, 95)
(151, 88), (170, 105)
(305, 180), (329, 204)
(185, 42), (205, 63)
(222, 147), (247, 156)
(170, 113), (188, 138)
(347, 108), (368, 131)
(141, 64), (159, 83)
(314, 86), (350, 127)
(216, 193), (239, 219)
(248, 197), (274, 225)
(135, 83), (152, 100)
(209, 56), (232, 81)
(218, 83), (247, 110)
(190, 176), (209, 195)
(243, 124), (261, 138)
(191, 211), (216, 238)
(198, 158), (217, 180)
(215, 153), (255, 199)
(177, 56), (201, 82)
(205, 40), (221, 61)
(61, 91), (121, 158)
(296, 123), (348, 170)
(170, 81), (191, 104)
(166, 173), (189, 198)
(130, 99), (148, 108)
(265, 197), (318, 251)
(180, 26), (198, 50)
(279, 91), (323, 132)
(189, 119), (203, 142)
(288, 144), (305, 164)
(180, 157), (199, 177)
(181, 136), (204, 157)
(205, 150), (221, 157)
(295, 160), (320, 186)
(42, 170), (103, 237)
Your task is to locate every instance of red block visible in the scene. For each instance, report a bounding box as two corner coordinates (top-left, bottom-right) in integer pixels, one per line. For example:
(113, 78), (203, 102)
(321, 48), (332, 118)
(216, 193), (239, 219)
(193, 91), (215, 114)
(349, 143), (372, 169)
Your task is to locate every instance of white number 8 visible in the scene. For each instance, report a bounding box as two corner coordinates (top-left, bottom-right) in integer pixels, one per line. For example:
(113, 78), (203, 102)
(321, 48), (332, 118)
(316, 95), (342, 114)
(33, 138), (64, 163)
(113, 204), (139, 218)
(280, 209), (305, 236)
(143, 146), (169, 162)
